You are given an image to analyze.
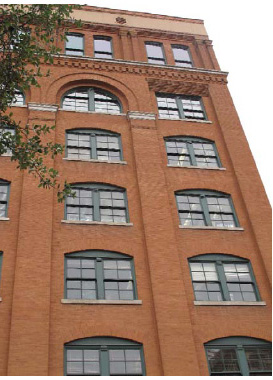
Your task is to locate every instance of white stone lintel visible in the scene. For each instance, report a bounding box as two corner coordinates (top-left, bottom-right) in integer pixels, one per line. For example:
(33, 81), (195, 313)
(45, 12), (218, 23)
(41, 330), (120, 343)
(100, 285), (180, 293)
(127, 111), (156, 120)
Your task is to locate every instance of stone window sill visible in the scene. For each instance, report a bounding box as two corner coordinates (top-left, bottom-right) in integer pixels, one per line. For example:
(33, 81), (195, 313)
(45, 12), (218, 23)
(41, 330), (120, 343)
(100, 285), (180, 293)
(179, 225), (244, 231)
(59, 108), (126, 117)
(61, 220), (133, 227)
(158, 117), (212, 124)
(1, 153), (12, 157)
(61, 299), (142, 305)
(194, 301), (266, 306)
(167, 164), (226, 171)
(63, 158), (127, 165)
(10, 104), (27, 108)
(0, 217), (10, 221)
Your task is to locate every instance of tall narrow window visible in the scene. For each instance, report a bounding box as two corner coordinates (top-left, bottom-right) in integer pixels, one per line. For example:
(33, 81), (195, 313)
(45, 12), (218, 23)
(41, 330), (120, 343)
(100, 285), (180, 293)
(157, 93), (206, 120)
(66, 129), (123, 162)
(65, 337), (146, 376)
(145, 42), (166, 65)
(172, 45), (193, 67)
(94, 36), (113, 58)
(65, 33), (84, 56)
(0, 181), (10, 218)
(0, 127), (15, 156)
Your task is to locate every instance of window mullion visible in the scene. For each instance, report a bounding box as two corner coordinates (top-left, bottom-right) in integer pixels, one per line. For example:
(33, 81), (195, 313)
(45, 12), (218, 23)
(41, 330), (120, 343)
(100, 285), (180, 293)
(216, 261), (230, 300)
(90, 134), (97, 159)
(237, 346), (250, 376)
(88, 88), (95, 112)
(93, 190), (100, 221)
(200, 196), (210, 226)
(187, 142), (197, 166)
(96, 258), (104, 299)
(177, 97), (185, 119)
(100, 348), (109, 376)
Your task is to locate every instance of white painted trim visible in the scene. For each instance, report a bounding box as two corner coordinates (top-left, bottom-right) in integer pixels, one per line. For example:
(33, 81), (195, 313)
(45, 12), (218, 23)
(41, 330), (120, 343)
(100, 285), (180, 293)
(59, 108), (126, 117)
(28, 103), (58, 112)
(10, 104), (27, 108)
(61, 220), (133, 227)
(63, 158), (127, 165)
(179, 225), (244, 231)
(127, 111), (156, 120)
(194, 301), (266, 306)
(158, 117), (212, 123)
(0, 217), (10, 221)
(167, 164), (226, 171)
(61, 299), (142, 305)
(1, 153), (12, 157)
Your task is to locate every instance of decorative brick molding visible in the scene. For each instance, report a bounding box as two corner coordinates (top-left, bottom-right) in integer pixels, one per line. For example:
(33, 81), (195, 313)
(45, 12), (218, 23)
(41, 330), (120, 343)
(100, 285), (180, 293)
(147, 78), (209, 96)
(127, 111), (156, 120)
(28, 103), (58, 112)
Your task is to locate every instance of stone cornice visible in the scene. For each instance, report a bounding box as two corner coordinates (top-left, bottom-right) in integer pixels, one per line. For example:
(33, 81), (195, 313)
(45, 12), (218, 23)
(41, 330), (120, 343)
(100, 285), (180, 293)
(28, 103), (59, 112)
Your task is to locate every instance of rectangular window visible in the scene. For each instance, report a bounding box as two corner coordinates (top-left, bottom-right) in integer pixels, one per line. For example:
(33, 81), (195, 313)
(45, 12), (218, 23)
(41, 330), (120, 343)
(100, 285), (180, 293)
(0, 183), (9, 218)
(66, 188), (93, 221)
(176, 194), (205, 227)
(0, 127), (15, 155)
(145, 42), (166, 65)
(65, 34), (84, 56)
(190, 262), (222, 301)
(172, 45), (193, 67)
(66, 349), (101, 375)
(94, 36), (113, 59)
(99, 190), (127, 223)
(109, 349), (143, 375)
(103, 260), (134, 300)
(157, 94), (206, 120)
(207, 348), (240, 375)
(245, 347), (272, 375)
(223, 263), (257, 301)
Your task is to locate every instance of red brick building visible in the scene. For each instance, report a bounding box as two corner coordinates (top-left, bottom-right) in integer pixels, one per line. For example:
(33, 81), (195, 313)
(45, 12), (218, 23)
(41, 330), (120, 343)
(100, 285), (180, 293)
(0, 5), (271, 376)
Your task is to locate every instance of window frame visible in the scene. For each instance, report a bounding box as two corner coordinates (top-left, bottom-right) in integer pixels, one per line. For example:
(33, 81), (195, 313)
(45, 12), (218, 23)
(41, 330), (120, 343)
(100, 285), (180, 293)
(171, 44), (193, 67)
(188, 254), (261, 302)
(165, 136), (222, 168)
(145, 41), (166, 65)
(64, 336), (146, 376)
(65, 33), (85, 56)
(156, 93), (207, 121)
(93, 35), (113, 59)
(175, 189), (240, 228)
(0, 180), (10, 218)
(205, 337), (272, 376)
(65, 129), (123, 162)
(64, 250), (138, 301)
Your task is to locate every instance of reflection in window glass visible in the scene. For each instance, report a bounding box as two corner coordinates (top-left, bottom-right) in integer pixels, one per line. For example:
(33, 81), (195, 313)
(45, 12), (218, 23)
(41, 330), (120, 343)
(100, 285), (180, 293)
(145, 42), (166, 65)
(65, 34), (84, 56)
(157, 94), (206, 120)
(94, 36), (113, 58)
(172, 45), (193, 67)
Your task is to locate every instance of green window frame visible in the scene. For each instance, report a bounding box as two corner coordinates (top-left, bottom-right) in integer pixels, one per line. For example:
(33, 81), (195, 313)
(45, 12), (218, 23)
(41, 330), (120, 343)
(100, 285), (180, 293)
(65, 33), (84, 56)
(65, 129), (123, 162)
(156, 93), (207, 120)
(171, 44), (193, 67)
(175, 189), (239, 228)
(65, 183), (129, 223)
(64, 250), (138, 301)
(188, 254), (261, 302)
(205, 336), (272, 376)
(94, 36), (113, 59)
(64, 336), (146, 376)
(0, 180), (10, 218)
(0, 126), (15, 156)
(145, 42), (166, 65)
(165, 136), (222, 168)
(11, 90), (25, 106)
(62, 87), (122, 114)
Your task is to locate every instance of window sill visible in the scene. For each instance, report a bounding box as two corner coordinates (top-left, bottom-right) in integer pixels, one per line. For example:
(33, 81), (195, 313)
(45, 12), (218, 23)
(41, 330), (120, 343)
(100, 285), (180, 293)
(0, 217), (10, 221)
(158, 117), (212, 124)
(179, 225), (244, 231)
(10, 104), (27, 108)
(61, 220), (133, 227)
(63, 158), (127, 165)
(61, 299), (142, 305)
(1, 153), (12, 157)
(58, 108), (126, 117)
(167, 164), (226, 171)
(194, 301), (266, 306)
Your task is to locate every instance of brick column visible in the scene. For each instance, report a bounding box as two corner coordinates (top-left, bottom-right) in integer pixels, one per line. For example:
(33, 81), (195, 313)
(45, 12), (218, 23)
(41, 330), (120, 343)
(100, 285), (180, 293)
(119, 30), (133, 61)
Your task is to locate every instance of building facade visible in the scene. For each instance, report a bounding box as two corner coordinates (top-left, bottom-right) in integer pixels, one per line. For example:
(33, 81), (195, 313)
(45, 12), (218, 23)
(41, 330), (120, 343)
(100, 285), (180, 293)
(0, 5), (271, 376)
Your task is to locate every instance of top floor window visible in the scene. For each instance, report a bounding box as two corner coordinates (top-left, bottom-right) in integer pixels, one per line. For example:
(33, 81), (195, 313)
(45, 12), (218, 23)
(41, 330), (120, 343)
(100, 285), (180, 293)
(65, 33), (84, 56)
(145, 42), (166, 65)
(94, 36), (113, 59)
(172, 45), (193, 67)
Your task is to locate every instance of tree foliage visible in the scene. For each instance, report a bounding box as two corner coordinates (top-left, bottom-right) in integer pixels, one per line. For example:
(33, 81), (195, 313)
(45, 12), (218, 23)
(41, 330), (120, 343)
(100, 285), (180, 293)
(0, 4), (81, 201)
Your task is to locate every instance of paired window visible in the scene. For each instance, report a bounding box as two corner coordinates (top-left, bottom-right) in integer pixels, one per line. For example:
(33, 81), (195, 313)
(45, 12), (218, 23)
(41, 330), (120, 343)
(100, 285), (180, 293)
(176, 190), (239, 228)
(172, 45), (193, 67)
(65, 251), (137, 301)
(165, 136), (221, 168)
(94, 36), (113, 59)
(66, 129), (122, 162)
(189, 254), (260, 302)
(65, 183), (129, 223)
(65, 33), (84, 56)
(0, 127), (15, 156)
(62, 87), (122, 114)
(156, 93), (206, 120)
(65, 337), (145, 376)
(205, 337), (272, 376)
(0, 181), (10, 218)
(145, 42), (166, 65)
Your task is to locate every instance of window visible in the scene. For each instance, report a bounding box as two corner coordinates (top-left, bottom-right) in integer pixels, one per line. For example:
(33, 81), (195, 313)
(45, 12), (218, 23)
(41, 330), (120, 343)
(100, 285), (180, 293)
(189, 254), (261, 302)
(65, 251), (137, 301)
(0, 127), (15, 155)
(172, 45), (193, 67)
(64, 337), (146, 376)
(65, 183), (129, 223)
(65, 33), (84, 56)
(156, 93), (206, 120)
(175, 190), (239, 228)
(11, 90), (25, 106)
(165, 136), (221, 168)
(66, 129), (123, 162)
(145, 42), (166, 65)
(205, 337), (272, 376)
(0, 181), (10, 218)
(94, 36), (113, 59)
(62, 87), (122, 114)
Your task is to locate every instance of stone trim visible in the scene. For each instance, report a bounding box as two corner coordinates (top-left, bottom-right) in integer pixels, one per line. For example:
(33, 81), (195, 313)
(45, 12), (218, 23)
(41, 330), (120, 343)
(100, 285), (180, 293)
(127, 111), (156, 120)
(194, 301), (266, 306)
(10, 104), (27, 108)
(0, 217), (10, 221)
(61, 299), (142, 305)
(58, 108), (127, 117)
(167, 165), (226, 171)
(158, 117), (212, 123)
(61, 220), (133, 227)
(179, 225), (244, 231)
(28, 103), (58, 112)
(63, 158), (127, 165)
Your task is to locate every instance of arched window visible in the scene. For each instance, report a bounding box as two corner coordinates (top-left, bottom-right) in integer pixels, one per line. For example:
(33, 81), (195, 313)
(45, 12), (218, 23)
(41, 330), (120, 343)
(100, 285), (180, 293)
(64, 250), (138, 301)
(165, 136), (221, 168)
(205, 336), (272, 376)
(64, 336), (146, 376)
(0, 180), (10, 218)
(66, 129), (123, 162)
(65, 183), (129, 223)
(175, 189), (239, 228)
(188, 254), (261, 302)
(11, 90), (25, 106)
(62, 87), (122, 114)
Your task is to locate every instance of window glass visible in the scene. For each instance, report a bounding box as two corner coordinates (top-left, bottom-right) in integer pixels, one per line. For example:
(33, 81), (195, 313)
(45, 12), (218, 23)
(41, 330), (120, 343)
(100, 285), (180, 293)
(157, 94), (206, 120)
(0, 127), (15, 155)
(145, 42), (166, 65)
(0, 182), (9, 218)
(190, 262), (222, 301)
(66, 34), (84, 56)
(172, 45), (193, 67)
(94, 37), (113, 58)
(11, 90), (24, 106)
